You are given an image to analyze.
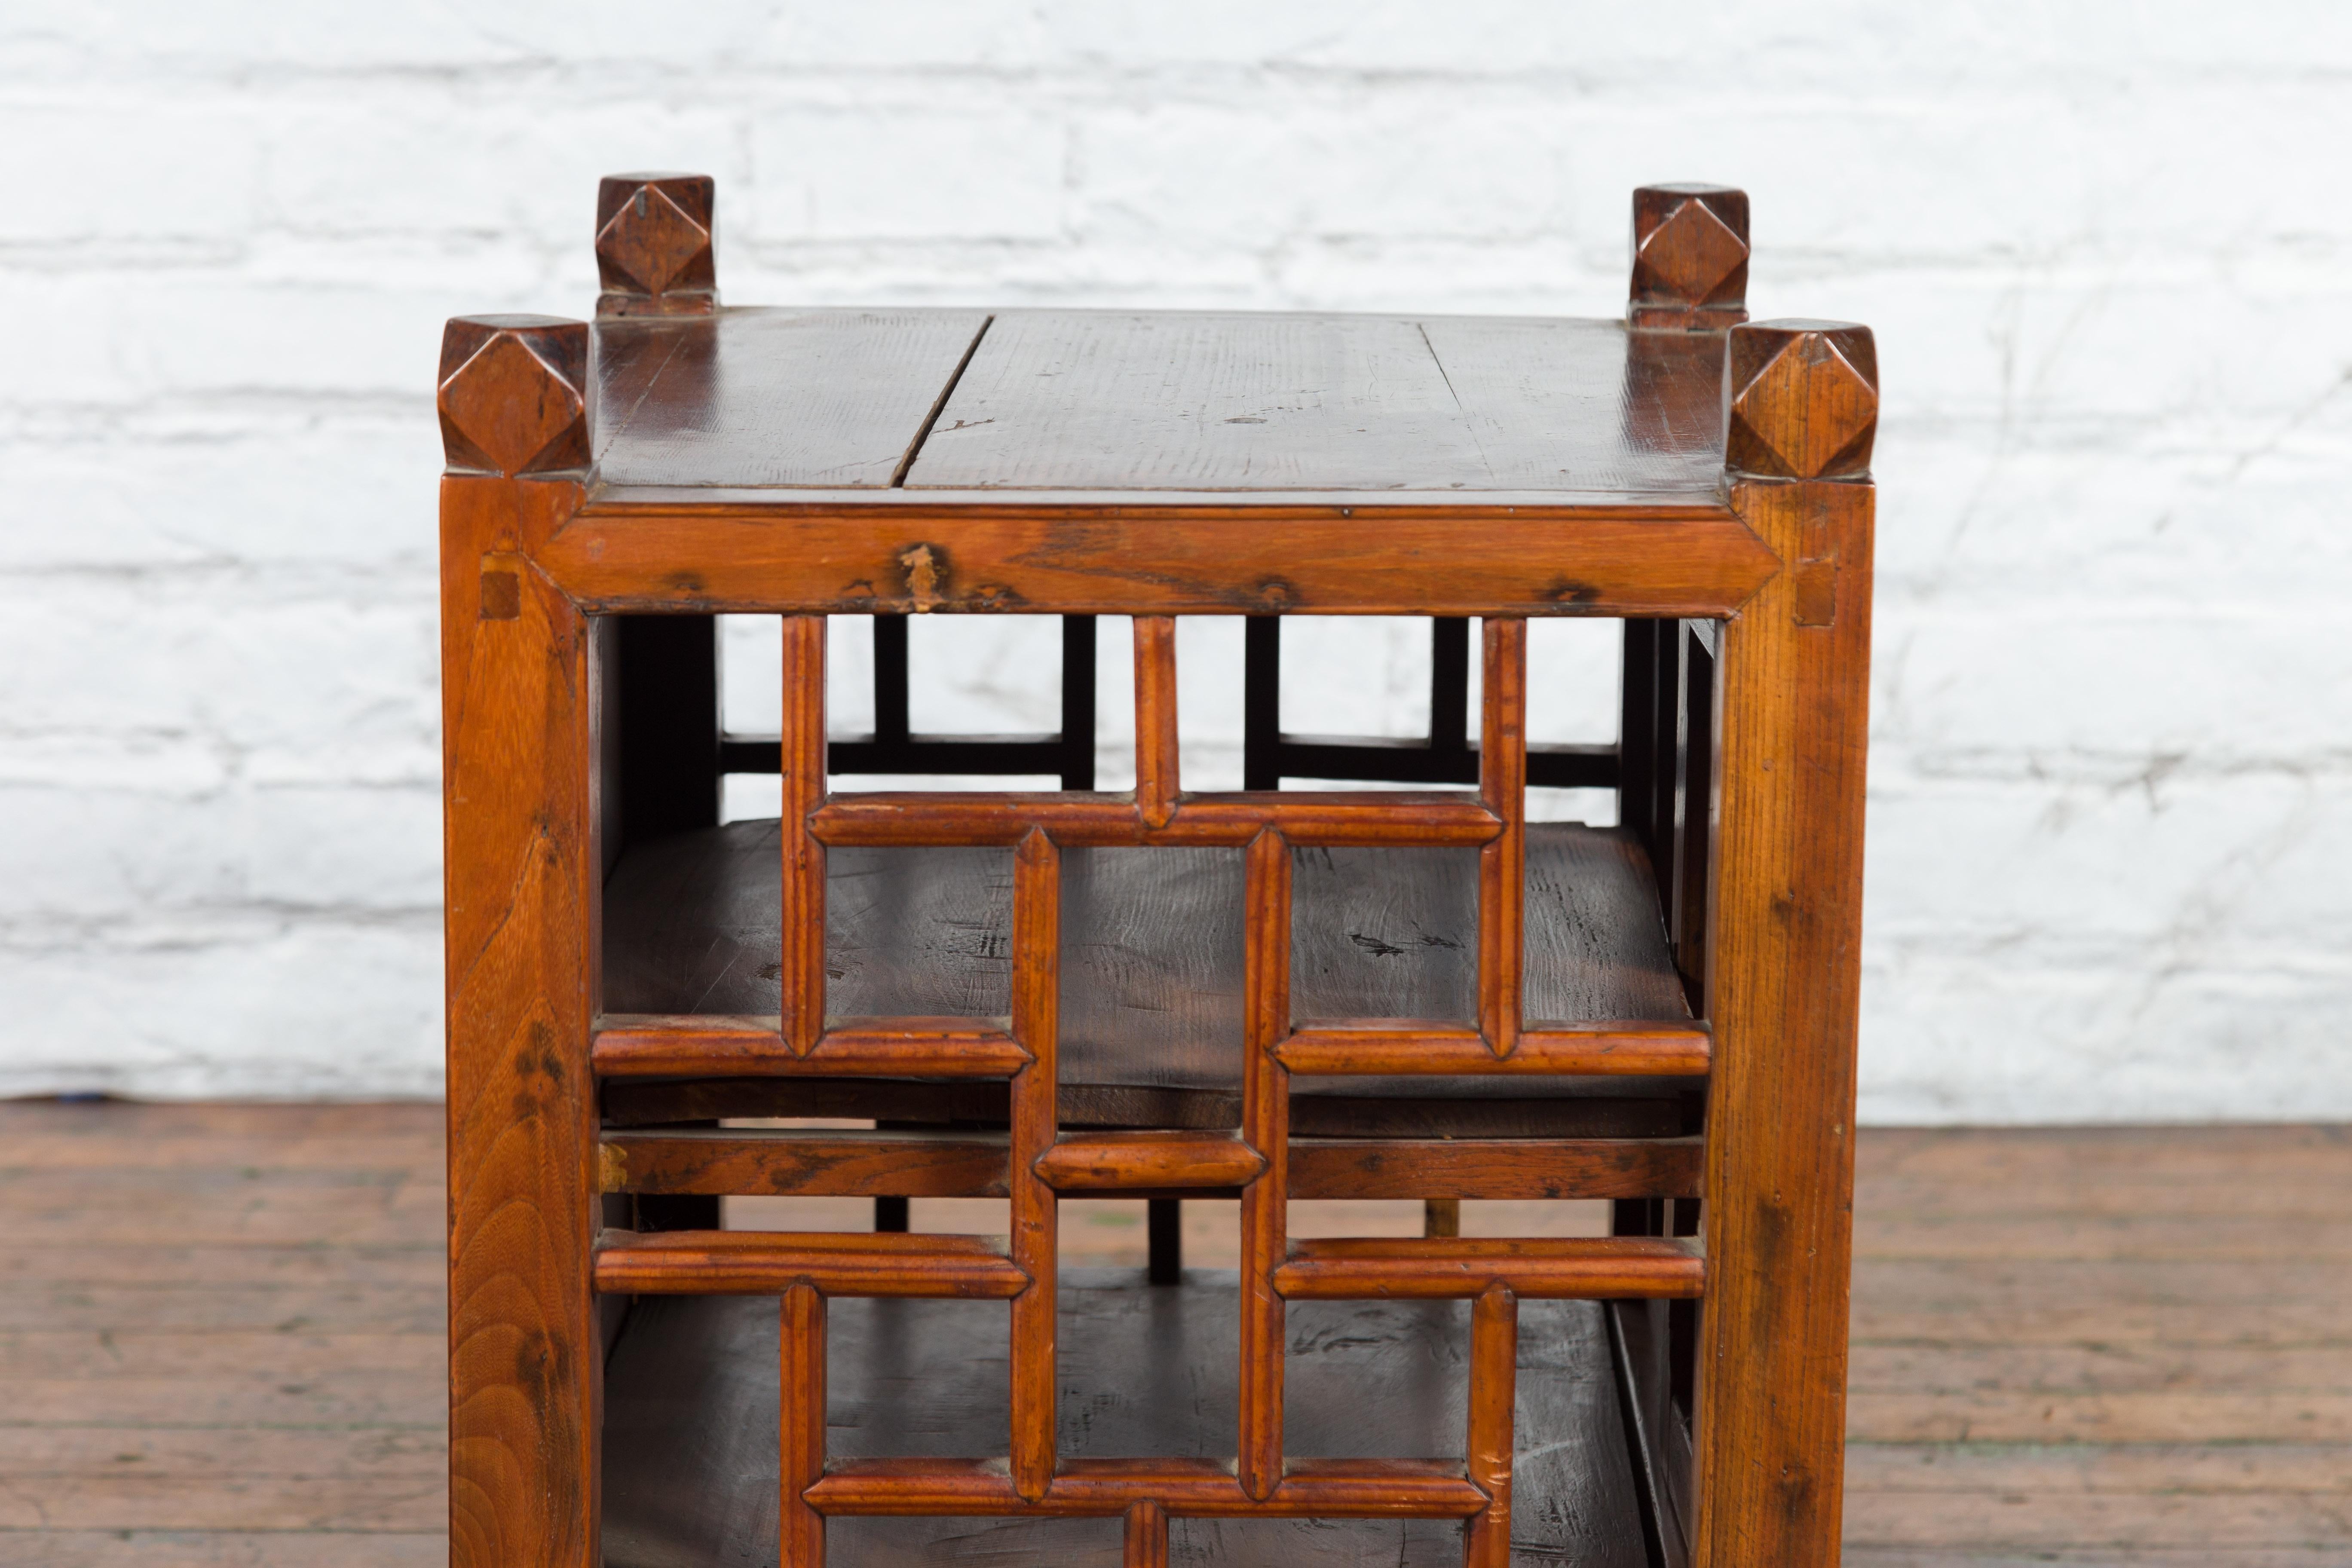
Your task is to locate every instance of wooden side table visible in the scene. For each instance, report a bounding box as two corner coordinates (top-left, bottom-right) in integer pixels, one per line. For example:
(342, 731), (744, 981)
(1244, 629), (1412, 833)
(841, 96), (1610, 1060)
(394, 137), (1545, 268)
(440, 174), (1874, 1568)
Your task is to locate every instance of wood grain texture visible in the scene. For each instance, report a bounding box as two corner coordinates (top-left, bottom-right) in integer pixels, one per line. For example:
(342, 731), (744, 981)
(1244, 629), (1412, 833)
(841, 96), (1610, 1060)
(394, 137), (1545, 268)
(1275, 1237), (1704, 1300)
(1477, 617), (1527, 1051)
(600, 1277), (1652, 1566)
(780, 615), (827, 1054)
(801, 1458), (1492, 1519)
(592, 309), (988, 488)
(1466, 1284), (1518, 1568)
(1237, 829), (1290, 1501)
(1277, 1024), (1708, 1077)
(601, 1130), (1011, 1197)
(1690, 329), (1877, 1568)
(540, 499), (1777, 618)
(1035, 1133), (1266, 1192)
(595, 1131), (1688, 1202)
(807, 790), (1502, 848)
(1008, 829), (1062, 1500)
(439, 317), (593, 479)
(1629, 185), (1750, 331)
(595, 173), (717, 318)
(902, 310), (1724, 496)
(1288, 1136), (1702, 1201)
(1133, 617), (1180, 829)
(593, 1018), (1029, 1080)
(592, 1230), (1028, 1298)
(439, 468), (598, 1568)
(1124, 1499), (1166, 1568)
(781, 1284), (824, 1568)
(601, 821), (1696, 1117)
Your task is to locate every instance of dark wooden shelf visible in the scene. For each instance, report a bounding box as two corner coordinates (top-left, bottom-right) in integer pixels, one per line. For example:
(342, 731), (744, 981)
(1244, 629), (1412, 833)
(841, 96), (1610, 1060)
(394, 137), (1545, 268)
(602, 821), (1703, 1136)
(602, 1269), (1666, 1568)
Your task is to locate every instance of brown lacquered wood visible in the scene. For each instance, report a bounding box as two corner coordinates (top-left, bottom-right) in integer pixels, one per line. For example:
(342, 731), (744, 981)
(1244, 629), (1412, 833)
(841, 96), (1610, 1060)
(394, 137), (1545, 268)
(1629, 185), (1750, 332)
(805, 1458), (1031, 1515)
(592, 1016), (1029, 1078)
(601, 1130), (1010, 1197)
(1124, 1498), (1167, 1568)
(1479, 616), (1527, 1054)
(539, 502), (1776, 617)
(593, 1014), (781, 1071)
(1277, 1022), (1709, 1076)
(1134, 617), (1180, 829)
(804, 1458), (1489, 1520)
(781, 616), (827, 1054)
(593, 309), (992, 488)
(1723, 320), (1878, 484)
(903, 310), (1724, 497)
(1035, 1133), (1266, 1192)
(603, 821), (1691, 1117)
(440, 425), (598, 1565)
(1274, 1237), (1703, 1301)
(596, 1131), (1691, 1201)
(595, 173), (717, 318)
(1690, 321), (1876, 1568)
(1289, 1137), (1702, 1201)
(445, 181), (1880, 1560)
(1467, 1284), (1518, 1568)
(1258, 1462), (1492, 1519)
(1009, 827), (1060, 1501)
(602, 1278), (1657, 1563)
(781, 1283), (825, 1568)
(593, 1229), (1028, 1298)
(807, 790), (1501, 848)
(439, 317), (593, 479)
(1239, 828), (1290, 1502)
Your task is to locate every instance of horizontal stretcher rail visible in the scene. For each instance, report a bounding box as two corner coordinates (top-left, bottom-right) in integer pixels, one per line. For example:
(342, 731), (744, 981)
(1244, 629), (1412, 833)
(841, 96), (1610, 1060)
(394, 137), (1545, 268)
(1289, 1135), (1702, 1201)
(599, 1130), (1014, 1197)
(1277, 1021), (1710, 1077)
(595, 1130), (1703, 1202)
(592, 1229), (1030, 1298)
(540, 499), (1777, 620)
(1033, 1132), (1267, 1191)
(592, 1015), (1029, 1078)
(805, 1457), (1489, 1519)
(809, 791), (1503, 848)
(1273, 1237), (1704, 1301)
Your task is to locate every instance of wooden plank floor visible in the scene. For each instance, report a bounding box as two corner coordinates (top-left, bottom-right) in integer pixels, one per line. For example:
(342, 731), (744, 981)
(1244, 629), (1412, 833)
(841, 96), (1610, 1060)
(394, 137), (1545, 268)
(0, 1103), (2344, 1565)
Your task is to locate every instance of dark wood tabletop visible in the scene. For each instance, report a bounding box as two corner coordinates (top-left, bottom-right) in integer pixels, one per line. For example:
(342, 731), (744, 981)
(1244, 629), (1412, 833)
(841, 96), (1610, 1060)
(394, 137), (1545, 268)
(590, 308), (1726, 504)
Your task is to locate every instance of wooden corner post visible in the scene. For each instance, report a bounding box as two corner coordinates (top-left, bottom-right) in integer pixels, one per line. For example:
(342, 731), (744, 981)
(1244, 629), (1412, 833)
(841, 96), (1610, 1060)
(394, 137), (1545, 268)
(596, 172), (718, 318)
(439, 313), (602, 1568)
(1695, 319), (1876, 1567)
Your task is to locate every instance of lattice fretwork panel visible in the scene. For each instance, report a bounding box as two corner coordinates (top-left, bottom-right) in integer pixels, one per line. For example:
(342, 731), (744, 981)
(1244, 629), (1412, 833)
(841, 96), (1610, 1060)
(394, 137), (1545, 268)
(595, 614), (1708, 1568)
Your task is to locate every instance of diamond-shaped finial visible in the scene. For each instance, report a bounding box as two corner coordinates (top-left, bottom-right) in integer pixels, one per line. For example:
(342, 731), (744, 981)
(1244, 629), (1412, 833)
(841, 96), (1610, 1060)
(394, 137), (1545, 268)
(1629, 184), (1749, 330)
(438, 316), (592, 477)
(596, 172), (717, 318)
(1723, 320), (1878, 480)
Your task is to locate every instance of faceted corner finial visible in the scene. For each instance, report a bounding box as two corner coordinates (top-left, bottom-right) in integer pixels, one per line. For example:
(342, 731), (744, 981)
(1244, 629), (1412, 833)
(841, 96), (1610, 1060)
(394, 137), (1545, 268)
(1630, 184), (1749, 331)
(1723, 319), (1878, 481)
(437, 315), (592, 478)
(596, 172), (717, 318)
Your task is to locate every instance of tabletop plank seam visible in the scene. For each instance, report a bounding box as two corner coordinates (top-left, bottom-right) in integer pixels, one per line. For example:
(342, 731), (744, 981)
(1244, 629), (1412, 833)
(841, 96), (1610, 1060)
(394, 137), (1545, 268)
(890, 314), (996, 490)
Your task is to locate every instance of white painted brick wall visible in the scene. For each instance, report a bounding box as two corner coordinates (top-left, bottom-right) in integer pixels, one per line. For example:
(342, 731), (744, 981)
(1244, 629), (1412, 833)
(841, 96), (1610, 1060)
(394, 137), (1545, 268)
(5, 3), (2348, 1120)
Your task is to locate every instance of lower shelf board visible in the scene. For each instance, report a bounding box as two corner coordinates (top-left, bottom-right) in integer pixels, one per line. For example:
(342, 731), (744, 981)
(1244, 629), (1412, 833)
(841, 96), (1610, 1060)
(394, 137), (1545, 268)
(603, 1267), (1662, 1568)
